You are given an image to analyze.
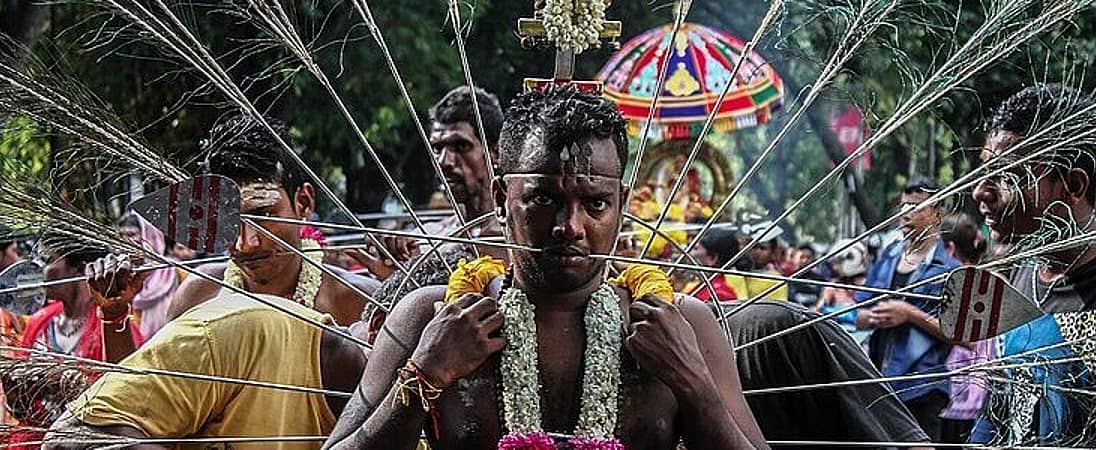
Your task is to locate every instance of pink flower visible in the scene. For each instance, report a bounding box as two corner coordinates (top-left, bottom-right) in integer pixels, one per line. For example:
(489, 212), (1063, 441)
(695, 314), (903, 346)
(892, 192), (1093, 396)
(568, 437), (625, 450)
(497, 431), (556, 450)
(300, 225), (327, 247)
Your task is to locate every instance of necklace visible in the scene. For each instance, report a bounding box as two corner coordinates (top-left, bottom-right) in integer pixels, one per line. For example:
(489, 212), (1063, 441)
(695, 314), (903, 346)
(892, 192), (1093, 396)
(55, 314), (82, 337)
(497, 283), (624, 450)
(224, 238), (323, 309)
(444, 258), (672, 449)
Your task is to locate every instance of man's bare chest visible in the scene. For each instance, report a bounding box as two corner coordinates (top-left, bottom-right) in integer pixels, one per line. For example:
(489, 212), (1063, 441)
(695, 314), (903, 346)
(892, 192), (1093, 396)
(431, 357), (681, 450)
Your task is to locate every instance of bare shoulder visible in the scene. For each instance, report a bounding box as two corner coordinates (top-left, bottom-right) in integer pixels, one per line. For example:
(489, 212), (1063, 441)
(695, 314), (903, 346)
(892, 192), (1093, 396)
(675, 295), (735, 347)
(320, 264), (381, 325)
(325, 264), (382, 296)
(169, 262), (227, 320)
(386, 285), (446, 332)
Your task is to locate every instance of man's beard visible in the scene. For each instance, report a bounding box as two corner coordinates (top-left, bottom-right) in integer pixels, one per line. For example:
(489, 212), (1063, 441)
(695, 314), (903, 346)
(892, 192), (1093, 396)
(448, 183), (470, 203)
(512, 251), (603, 294)
(444, 178), (477, 205)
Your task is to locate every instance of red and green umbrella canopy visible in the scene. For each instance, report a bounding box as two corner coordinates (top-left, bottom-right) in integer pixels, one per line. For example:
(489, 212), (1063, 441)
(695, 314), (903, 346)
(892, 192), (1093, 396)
(597, 22), (784, 140)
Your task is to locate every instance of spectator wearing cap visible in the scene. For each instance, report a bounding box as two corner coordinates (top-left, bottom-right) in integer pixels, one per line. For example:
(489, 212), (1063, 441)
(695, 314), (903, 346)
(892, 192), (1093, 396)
(854, 176), (960, 441)
(812, 240), (870, 337)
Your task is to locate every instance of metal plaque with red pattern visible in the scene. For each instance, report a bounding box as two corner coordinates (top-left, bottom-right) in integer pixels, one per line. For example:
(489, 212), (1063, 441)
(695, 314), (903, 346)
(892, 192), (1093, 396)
(127, 175), (240, 254)
(940, 267), (1041, 343)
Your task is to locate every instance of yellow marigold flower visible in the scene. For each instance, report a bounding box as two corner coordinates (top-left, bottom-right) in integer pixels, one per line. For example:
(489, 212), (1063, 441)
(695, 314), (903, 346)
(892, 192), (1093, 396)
(610, 264), (674, 303)
(444, 256), (506, 304)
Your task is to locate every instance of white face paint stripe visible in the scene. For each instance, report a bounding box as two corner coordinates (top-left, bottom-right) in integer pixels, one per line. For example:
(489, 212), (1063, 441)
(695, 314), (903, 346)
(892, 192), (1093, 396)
(239, 182), (284, 209)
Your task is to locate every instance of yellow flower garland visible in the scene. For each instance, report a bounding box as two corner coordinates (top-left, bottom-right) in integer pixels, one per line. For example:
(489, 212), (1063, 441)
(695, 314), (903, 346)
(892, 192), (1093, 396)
(444, 257), (506, 304)
(444, 256), (673, 304)
(610, 264), (674, 303)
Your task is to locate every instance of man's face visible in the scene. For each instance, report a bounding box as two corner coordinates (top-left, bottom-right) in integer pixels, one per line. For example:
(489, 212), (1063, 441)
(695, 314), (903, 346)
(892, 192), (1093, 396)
(0, 243), (19, 272)
(898, 191), (940, 241)
(169, 243), (196, 261)
(496, 134), (626, 293)
(43, 256), (81, 302)
(972, 130), (1071, 245)
(690, 244), (719, 268)
(431, 122), (490, 207)
(231, 181), (312, 287)
(750, 242), (774, 268)
(119, 225), (141, 245)
(792, 249), (813, 270)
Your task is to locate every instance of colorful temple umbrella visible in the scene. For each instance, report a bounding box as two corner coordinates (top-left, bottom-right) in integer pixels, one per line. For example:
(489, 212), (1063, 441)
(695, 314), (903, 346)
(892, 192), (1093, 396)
(597, 22), (784, 140)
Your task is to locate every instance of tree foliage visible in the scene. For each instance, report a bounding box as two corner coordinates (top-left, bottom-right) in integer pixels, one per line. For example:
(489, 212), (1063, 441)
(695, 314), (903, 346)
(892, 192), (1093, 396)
(0, 0), (1093, 244)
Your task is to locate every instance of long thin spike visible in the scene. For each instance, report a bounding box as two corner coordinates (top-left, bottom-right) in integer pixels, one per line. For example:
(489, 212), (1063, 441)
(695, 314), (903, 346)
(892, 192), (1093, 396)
(2, 346), (352, 398)
(672, 0), (900, 271)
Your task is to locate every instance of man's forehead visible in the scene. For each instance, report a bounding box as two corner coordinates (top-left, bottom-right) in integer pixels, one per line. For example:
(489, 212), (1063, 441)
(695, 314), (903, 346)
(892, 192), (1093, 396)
(504, 173), (623, 189)
(982, 130), (1023, 161)
(514, 131), (621, 177)
(430, 122), (476, 142)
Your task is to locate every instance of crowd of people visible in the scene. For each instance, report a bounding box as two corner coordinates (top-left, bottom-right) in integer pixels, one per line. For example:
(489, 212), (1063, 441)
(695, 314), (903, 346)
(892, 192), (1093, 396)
(0, 82), (1090, 449)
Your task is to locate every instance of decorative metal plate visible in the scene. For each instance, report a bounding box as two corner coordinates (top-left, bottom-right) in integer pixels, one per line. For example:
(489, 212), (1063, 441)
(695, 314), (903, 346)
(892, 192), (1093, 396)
(940, 267), (1042, 342)
(0, 259), (46, 316)
(127, 175), (241, 254)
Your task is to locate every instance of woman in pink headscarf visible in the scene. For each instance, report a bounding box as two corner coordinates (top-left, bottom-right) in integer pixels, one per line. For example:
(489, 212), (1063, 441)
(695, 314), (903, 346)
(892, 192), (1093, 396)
(117, 213), (179, 338)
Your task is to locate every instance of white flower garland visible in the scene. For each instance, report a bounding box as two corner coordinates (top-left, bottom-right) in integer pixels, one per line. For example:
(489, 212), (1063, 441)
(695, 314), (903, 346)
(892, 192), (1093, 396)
(543, 0), (608, 54)
(224, 238), (323, 309)
(498, 283), (623, 439)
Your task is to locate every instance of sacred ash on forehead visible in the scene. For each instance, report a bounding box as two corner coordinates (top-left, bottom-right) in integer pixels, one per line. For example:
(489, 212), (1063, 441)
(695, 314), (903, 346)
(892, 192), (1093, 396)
(239, 181), (283, 209)
(521, 125), (595, 175)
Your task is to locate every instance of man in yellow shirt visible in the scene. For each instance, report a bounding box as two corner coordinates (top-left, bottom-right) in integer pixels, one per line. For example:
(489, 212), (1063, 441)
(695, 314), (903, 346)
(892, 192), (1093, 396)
(44, 291), (365, 449)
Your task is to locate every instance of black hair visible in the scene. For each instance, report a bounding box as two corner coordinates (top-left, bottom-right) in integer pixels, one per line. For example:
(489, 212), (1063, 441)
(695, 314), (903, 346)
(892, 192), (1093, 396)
(117, 212), (140, 229)
(796, 243), (814, 254)
(698, 227), (740, 267)
(941, 213), (986, 263)
(430, 86), (505, 148)
(201, 113), (307, 197)
(990, 84), (1096, 204)
(498, 85), (628, 177)
(364, 245), (476, 322)
(37, 231), (108, 269)
(0, 224), (14, 250)
(904, 175), (941, 195)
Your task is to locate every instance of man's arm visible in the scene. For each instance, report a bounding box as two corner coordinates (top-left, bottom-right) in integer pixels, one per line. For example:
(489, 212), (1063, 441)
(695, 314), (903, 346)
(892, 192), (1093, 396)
(101, 320), (138, 363)
(323, 287), (437, 450)
(626, 296), (766, 450)
(166, 264), (224, 321)
(83, 255), (146, 363)
(324, 265), (379, 326)
(871, 300), (952, 342)
(677, 298), (768, 450)
(45, 411), (167, 450)
(325, 287), (506, 450)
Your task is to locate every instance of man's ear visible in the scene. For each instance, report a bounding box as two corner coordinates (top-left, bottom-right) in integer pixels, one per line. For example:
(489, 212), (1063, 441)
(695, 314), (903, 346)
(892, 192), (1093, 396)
(1063, 168), (1090, 205)
(294, 182), (316, 219)
(620, 184), (631, 211)
(492, 177), (507, 222)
